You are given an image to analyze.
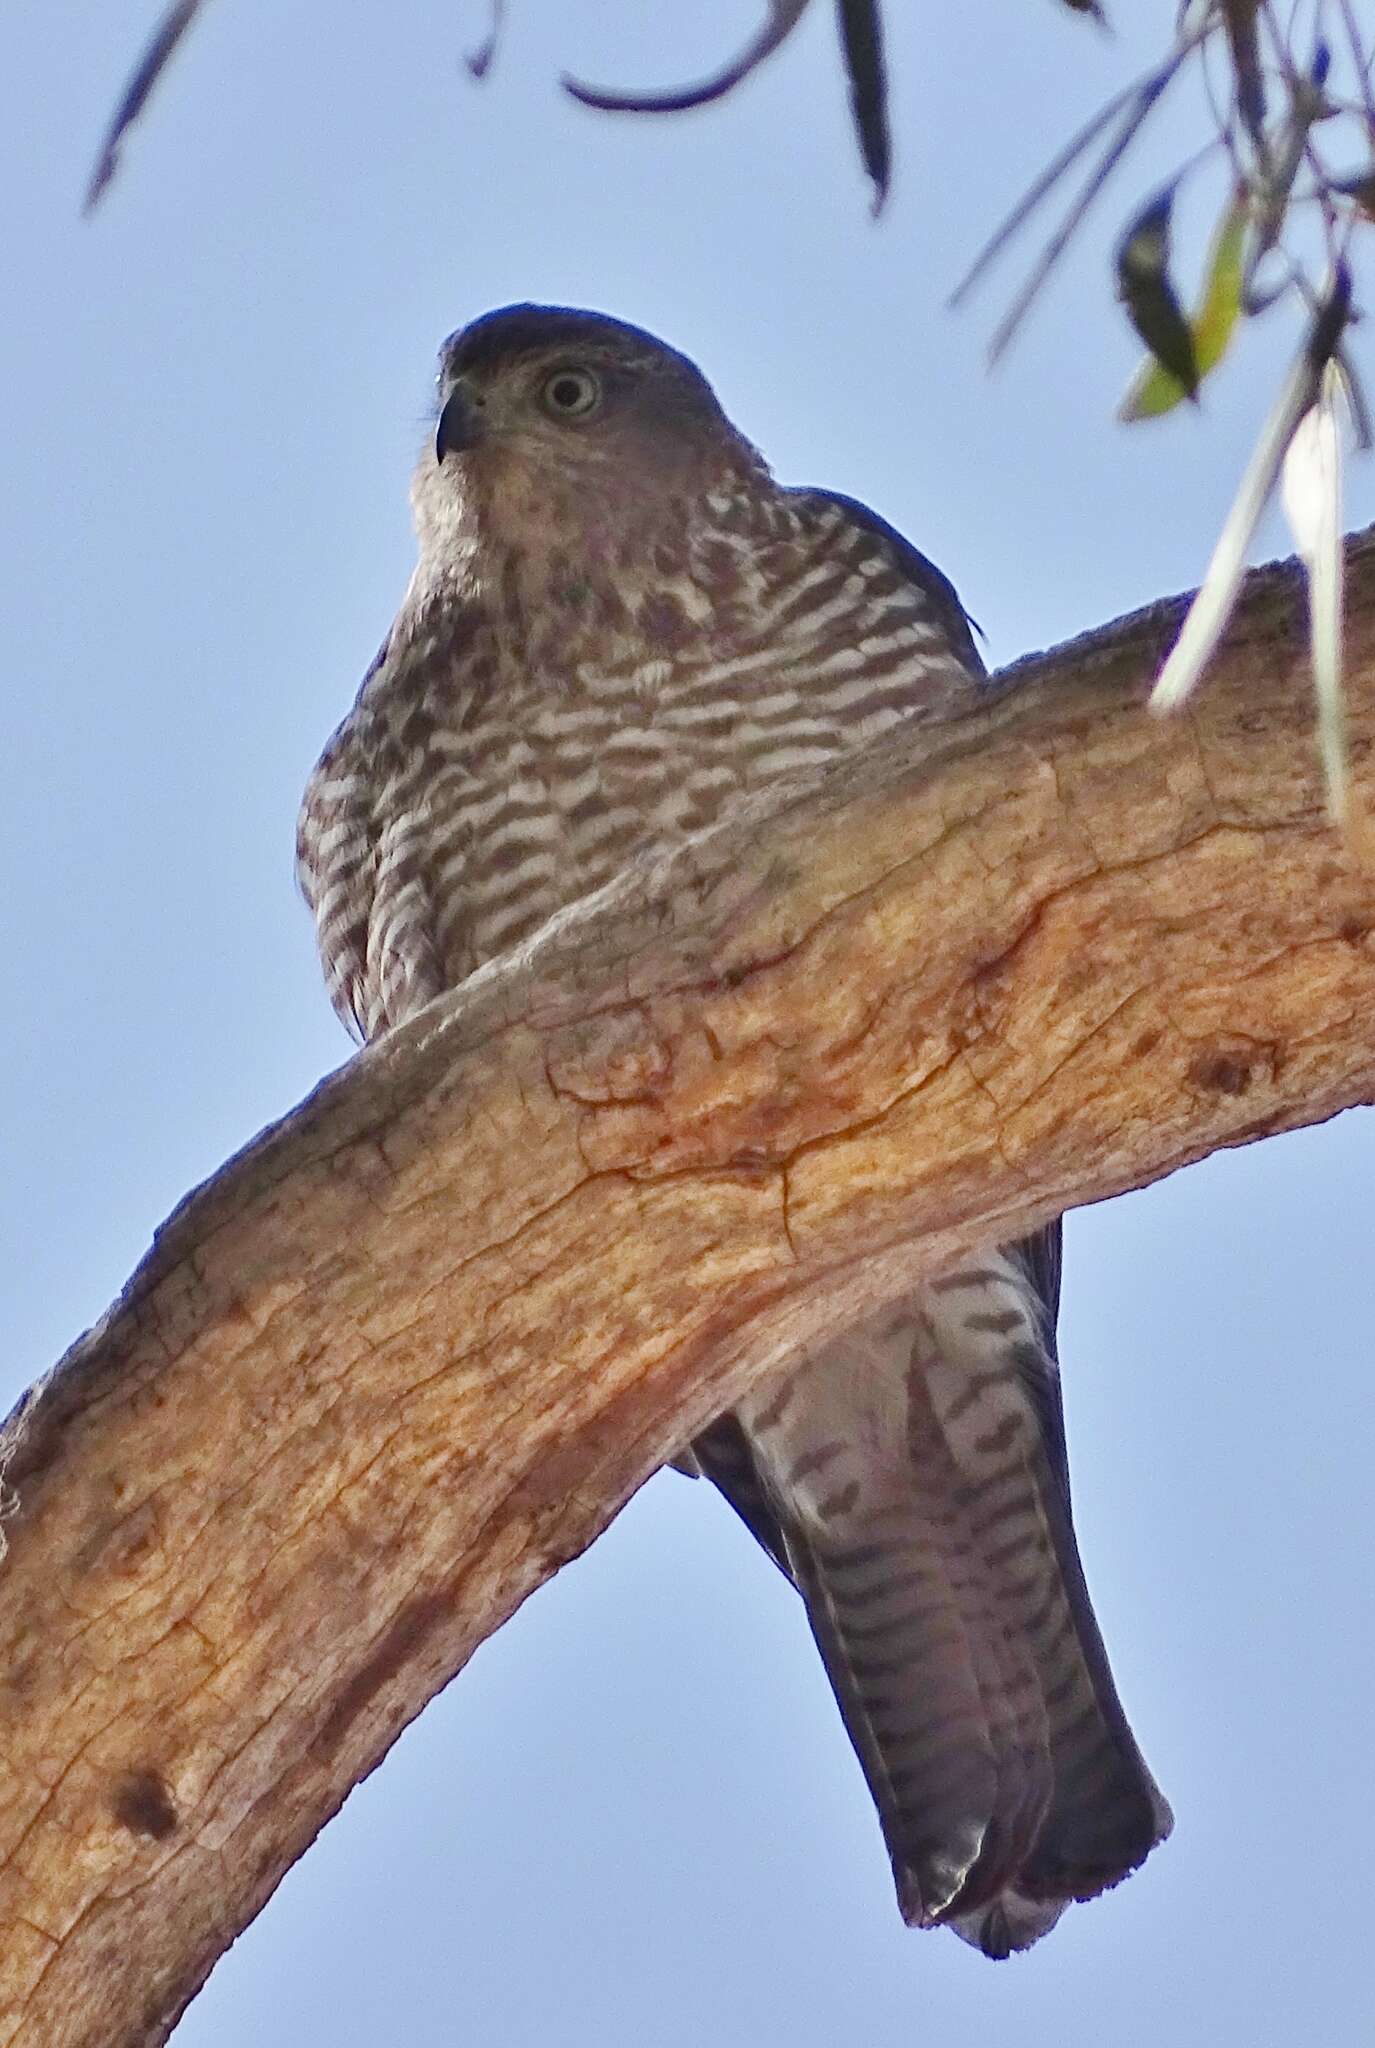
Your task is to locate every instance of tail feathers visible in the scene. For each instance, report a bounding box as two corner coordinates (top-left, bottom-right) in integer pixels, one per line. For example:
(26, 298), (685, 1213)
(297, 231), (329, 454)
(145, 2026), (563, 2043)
(948, 1891), (1067, 1959)
(699, 1244), (1171, 1956)
(788, 1463), (1170, 1955)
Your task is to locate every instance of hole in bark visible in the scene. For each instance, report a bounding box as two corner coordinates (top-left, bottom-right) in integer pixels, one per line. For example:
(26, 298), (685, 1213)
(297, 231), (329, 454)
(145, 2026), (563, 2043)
(112, 1768), (177, 1840)
(1190, 1051), (1252, 1096)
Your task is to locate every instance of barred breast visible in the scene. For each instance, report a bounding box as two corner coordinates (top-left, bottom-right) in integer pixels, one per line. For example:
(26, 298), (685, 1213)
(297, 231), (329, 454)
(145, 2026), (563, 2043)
(298, 485), (981, 1040)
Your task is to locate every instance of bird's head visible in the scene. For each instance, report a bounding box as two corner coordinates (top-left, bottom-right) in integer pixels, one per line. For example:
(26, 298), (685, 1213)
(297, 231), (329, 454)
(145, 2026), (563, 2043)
(413, 303), (765, 558)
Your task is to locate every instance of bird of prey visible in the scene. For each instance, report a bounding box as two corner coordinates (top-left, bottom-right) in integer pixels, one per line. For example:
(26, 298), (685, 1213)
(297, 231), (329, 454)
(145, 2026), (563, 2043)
(297, 304), (1172, 1956)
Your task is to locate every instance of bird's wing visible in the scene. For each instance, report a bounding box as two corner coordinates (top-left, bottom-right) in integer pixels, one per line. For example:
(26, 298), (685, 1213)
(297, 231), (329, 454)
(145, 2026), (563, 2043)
(683, 1411), (792, 1578)
(298, 617), (490, 1039)
(784, 485), (988, 681)
(297, 634), (394, 1042)
(688, 1230), (1170, 1956)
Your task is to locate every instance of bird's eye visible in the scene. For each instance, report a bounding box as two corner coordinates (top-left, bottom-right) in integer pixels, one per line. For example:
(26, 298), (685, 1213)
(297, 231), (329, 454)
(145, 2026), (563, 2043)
(540, 367), (602, 420)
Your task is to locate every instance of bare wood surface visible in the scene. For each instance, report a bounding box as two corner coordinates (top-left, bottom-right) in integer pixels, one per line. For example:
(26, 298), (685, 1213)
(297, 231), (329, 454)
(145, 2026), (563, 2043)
(3, 536), (1374, 2047)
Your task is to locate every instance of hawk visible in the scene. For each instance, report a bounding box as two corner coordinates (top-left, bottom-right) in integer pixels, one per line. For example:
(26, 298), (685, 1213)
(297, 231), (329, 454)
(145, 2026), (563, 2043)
(298, 304), (1171, 1956)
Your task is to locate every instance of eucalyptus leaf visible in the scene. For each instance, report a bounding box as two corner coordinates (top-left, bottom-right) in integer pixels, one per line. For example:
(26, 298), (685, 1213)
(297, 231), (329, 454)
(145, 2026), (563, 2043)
(1282, 366), (1350, 828)
(1221, 0), (1265, 142)
(1116, 187), (1198, 397)
(465, 0), (507, 80)
(1119, 190), (1247, 421)
(1150, 266), (1352, 716)
(562, 2), (809, 113)
(84, 0), (209, 212)
(836, 0), (891, 211)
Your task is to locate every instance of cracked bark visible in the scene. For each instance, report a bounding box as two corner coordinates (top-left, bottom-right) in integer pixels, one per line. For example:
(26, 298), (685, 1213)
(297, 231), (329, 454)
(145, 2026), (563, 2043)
(3, 536), (1375, 2046)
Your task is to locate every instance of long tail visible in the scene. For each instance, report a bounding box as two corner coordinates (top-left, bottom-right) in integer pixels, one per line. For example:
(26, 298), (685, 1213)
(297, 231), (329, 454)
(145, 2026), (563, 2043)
(691, 1234), (1171, 1954)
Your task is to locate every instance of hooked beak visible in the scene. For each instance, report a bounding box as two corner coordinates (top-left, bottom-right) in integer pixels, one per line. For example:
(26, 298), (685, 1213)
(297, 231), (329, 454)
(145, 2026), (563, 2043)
(435, 382), (484, 463)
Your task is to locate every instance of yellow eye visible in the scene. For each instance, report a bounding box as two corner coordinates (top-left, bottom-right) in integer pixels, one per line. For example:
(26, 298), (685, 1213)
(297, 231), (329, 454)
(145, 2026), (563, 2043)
(540, 367), (601, 420)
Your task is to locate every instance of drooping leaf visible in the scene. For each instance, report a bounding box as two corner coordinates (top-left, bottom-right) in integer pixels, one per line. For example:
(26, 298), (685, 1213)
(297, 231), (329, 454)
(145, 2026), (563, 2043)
(1115, 185), (1198, 397)
(84, 0), (209, 212)
(562, 2), (889, 210)
(1281, 362), (1353, 830)
(1120, 188), (1247, 420)
(465, 0), (507, 81)
(951, 6), (1209, 360)
(836, 0), (891, 211)
(1335, 166), (1375, 223)
(948, 75), (1145, 310)
(1243, 40), (1338, 312)
(1151, 265), (1352, 715)
(1221, 0), (1265, 142)
(563, 2), (810, 113)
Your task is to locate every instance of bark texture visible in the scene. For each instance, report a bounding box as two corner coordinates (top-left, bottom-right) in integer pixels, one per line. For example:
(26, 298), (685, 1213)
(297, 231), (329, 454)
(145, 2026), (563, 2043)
(3, 537), (1374, 2046)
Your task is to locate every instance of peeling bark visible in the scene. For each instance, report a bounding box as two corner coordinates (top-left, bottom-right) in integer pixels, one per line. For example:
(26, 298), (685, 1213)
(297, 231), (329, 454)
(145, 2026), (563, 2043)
(2, 537), (1374, 2047)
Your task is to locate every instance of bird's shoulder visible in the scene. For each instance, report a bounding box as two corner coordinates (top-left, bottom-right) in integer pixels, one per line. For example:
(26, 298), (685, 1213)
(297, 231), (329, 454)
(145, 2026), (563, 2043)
(297, 593), (499, 1040)
(296, 640), (387, 882)
(781, 484), (986, 681)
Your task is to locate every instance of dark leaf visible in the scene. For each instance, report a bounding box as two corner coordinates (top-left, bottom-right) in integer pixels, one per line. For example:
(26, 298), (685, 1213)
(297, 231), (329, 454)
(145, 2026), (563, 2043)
(949, 74), (1145, 310)
(1116, 185), (1197, 398)
(85, 0), (208, 212)
(1221, 0), (1265, 143)
(465, 0), (507, 81)
(1243, 56), (1337, 313)
(1308, 257), (1354, 373)
(1059, 0), (1109, 20)
(836, 0), (891, 211)
(562, 1), (810, 114)
(950, 19), (1202, 358)
(1334, 166), (1375, 221)
(1120, 188), (1247, 420)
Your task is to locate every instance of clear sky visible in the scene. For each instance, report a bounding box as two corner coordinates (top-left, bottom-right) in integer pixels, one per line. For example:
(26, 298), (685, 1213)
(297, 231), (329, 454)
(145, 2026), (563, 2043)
(3, 4), (1372, 2043)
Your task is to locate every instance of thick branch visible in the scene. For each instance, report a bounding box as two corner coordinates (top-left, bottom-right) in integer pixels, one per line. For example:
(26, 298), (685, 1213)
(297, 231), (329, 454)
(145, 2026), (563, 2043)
(3, 537), (1374, 2047)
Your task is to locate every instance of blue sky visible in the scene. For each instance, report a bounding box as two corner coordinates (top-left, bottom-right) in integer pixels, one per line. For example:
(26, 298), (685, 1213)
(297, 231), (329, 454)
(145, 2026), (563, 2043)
(3, 4), (1372, 2042)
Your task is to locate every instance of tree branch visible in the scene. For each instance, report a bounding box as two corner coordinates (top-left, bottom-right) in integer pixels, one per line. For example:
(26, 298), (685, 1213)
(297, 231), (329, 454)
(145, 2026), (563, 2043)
(3, 536), (1374, 2047)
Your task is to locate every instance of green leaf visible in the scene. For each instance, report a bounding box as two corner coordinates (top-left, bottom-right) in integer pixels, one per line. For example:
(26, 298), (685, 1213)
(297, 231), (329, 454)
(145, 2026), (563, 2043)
(1119, 189), (1248, 422)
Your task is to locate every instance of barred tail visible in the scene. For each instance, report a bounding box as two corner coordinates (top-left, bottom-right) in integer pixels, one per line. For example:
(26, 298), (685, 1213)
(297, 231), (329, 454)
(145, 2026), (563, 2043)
(692, 1234), (1171, 1954)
